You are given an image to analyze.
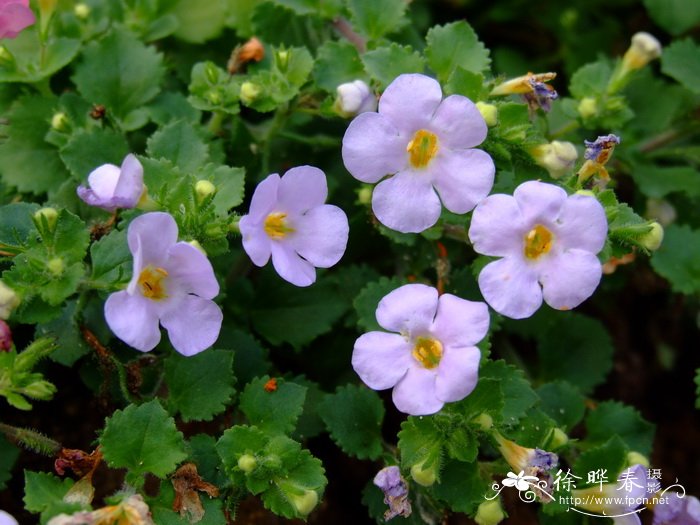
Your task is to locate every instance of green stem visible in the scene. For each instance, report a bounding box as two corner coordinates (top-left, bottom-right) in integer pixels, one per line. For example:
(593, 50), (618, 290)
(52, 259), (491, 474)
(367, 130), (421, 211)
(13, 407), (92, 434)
(0, 422), (61, 455)
(278, 130), (339, 147)
(207, 111), (226, 135)
(549, 120), (580, 140)
(260, 105), (290, 176)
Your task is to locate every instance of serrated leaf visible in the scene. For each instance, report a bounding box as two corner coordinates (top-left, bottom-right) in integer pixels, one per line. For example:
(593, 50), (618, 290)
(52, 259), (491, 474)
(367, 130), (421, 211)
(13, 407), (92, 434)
(651, 225), (700, 295)
(60, 129), (130, 179)
(481, 360), (538, 425)
(505, 407), (557, 448)
(147, 120), (210, 173)
(446, 377), (504, 423)
(313, 41), (366, 92)
(216, 425), (268, 478)
(445, 67), (486, 100)
(585, 401), (655, 456)
(537, 314), (614, 395)
(148, 92), (201, 125)
(188, 61), (241, 115)
(573, 435), (628, 486)
(362, 44), (426, 89)
(431, 460), (488, 514)
(171, 0), (228, 43)
(100, 400), (187, 478)
(0, 30), (80, 83)
(426, 21), (490, 82)
(536, 381), (586, 431)
(569, 60), (612, 99)
(661, 38), (700, 94)
(318, 384), (384, 460)
(398, 416), (443, 469)
(195, 164), (245, 215)
(72, 27), (164, 126)
(631, 165), (700, 199)
(37, 301), (90, 366)
(643, 0), (700, 35)
(347, 0), (407, 40)
(165, 349), (236, 422)
(353, 276), (404, 332)
(89, 228), (131, 284)
(240, 377), (307, 434)
(0, 203), (39, 255)
(23, 470), (83, 521)
(251, 3), (324, 47)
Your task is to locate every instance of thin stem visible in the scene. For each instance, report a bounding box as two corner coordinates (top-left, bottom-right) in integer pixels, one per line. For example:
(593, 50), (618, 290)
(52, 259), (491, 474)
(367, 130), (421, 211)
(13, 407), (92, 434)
(332, 17), (366, 53)
(260, 105), (290, 176)
(207, 111), (226, 136)
(0, 422), (61, 455)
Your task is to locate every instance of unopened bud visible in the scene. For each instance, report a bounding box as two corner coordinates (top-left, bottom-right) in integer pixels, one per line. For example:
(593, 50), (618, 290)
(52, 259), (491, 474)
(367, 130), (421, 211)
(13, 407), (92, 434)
(0, 319), (12, 351)
(240, 82), (261, 105)
(626, 451), (650, 468)
(622, 32), (662, 71)
(578, 97), (599, 119)
(0, 45), (14, 67)
(356, 185), (372, 205)
(531, 140), (578, 179)
(237, 454), (257, 473)
(0, 281), (20, 320)
(289, 489), (318, 517)
(549, 428), (569, 448)
(51, 112), (69, 132)
(334, 80), (376, 117)
(204, 62), (220, 84)
(640, 222), (664, 251)
(34, 207), (58, 232)
(74, 2), (90, 19)
(476, 102), (498, 127)
(276, 50), (290, 71)
(195, 180), (216, 200)
(47, 257), (65, 277)
(474, 413), (493, 431)
(575, 189), (596, 197)
(206, 90), (222, 105)
(475, 499), (506, 525)
(410, 460), (438, 487)
(22, 380), (57, 400)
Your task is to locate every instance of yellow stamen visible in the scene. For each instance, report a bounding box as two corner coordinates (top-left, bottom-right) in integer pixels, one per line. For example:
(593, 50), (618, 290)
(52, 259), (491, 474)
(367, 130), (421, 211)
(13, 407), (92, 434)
(407, 130), (439, 169)
(264, 212), (294, 240)
(523, 225), (553, 260)
(412, 337), (443, 369)
(138, 266), (168, 300)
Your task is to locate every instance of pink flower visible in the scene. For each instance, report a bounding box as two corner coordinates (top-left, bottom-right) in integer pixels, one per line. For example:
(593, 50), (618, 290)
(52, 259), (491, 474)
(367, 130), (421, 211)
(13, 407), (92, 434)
(468, 181), (608, 319)
(77, 154), (145, 211)
(352, 284), (489, 416)
(105, 212), (222, 356)
(0, 0), (35, 39)
(239, 166), (349, 287)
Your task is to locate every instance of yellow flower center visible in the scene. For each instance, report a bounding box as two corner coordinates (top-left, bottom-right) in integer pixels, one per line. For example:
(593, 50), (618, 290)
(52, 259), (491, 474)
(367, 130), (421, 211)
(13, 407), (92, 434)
(412, 337), (443, 369)
(407, 129), (439, 169)
(523, 224), (554, 259)
(138, 266), (168, 300)
(264, 212), (294, 240)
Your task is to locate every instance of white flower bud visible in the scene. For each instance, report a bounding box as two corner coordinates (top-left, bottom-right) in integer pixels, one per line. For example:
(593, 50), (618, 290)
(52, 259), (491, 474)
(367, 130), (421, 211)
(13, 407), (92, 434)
(290, 490), (318, 516)
(335, 80), (376, 117)
(640, 222), (664, 251)
(0, 281), (20, 320)
(240, 81), (261, 105)
(476, 102), (498, 127)
(532, 141), (578, 179)
(74, 3), (90, 19)
(623, 32), (662, 71)
(410, 460), (438, 487)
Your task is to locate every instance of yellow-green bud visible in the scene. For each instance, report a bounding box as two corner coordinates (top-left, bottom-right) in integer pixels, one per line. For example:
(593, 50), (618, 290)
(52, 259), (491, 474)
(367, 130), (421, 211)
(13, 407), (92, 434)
(575, 189), (596, 198)
(0, 45), (14, 67)
(531, 140), (578, 179)
(195, 180), (216, 200)
(240, 82), (262, 105)
(475, 499), (506, 525)
(622, 32), (662, 71)
(549, 428), (569, 449)
(357, 185), (372, 205)
(476, 102), (498, 127)
(51, 112), (69, 132)
(276, 50), (290, 70)
(74, 2), (90, 19)
(578, 97), (599, 119)
(640, 222), (664, 251)
(0, 281), (20, 320)
(626, 451), (650, 468)
(207, 90), (222, 105)
(290, 490), (318, 517)
(22, 380), (56, 399)
(34, 207), (58, 231)
(474, 413), (493, 431)
(237, 454), (257, 473)
(188, 240), (207, 255)
(47, 257), (65, 277)
(410, 460), (438, 487)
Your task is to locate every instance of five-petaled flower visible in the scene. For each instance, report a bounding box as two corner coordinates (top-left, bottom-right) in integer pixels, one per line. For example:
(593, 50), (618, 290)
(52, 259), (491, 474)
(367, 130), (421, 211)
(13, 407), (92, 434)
(105, 212), (222, 356)
(342, 73), (495, 233)
(653, 494), (700, 525)
(352, 283), (489, 415)
(469, 181), (608, 319)
(0, 0), (35, 40)
(77, 154), (145, 211)
(239, 165), (349, 287)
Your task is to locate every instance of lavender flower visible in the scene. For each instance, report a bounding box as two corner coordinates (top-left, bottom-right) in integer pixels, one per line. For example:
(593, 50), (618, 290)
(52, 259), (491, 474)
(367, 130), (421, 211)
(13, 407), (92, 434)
(374, 466), (412, 520)
(104, 212), (222, 356)
(468, 181), (608, 319)
(654, 494), (700, 525)
(342, 73), (495, 233)
(77, 154), (145, 211)
(0, 0), (35, 39)
(352, 283), (489, 415)
(239, 166), (349, 287)
(0, 510), (18, 525)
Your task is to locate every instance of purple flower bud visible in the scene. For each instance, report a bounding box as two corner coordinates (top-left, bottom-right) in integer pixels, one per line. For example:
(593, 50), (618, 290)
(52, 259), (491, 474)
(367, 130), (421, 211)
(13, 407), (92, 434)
(374, 466), (412, 520)
(77, 154), (145, 211)
(583, 134), (621, 162)
(0, 0), (35, 39)
(0, 320), (11, 352)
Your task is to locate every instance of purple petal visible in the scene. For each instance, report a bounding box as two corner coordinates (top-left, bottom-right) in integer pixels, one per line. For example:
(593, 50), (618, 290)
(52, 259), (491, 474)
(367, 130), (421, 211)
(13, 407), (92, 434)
(0, 3), (35, 39)
(478, 257), (543, 319)
(342, 112), (407, 183)
(247, 173), (280, 222)
(112, 154), (144, 207)
(127, 212), (178, 268)
(376, 283), (439, 336)
(469, 194), (526, 257)
(277, 166), (328, 214)
(166, 242), (219, 299)
(435, 346), (480, 403)
(270, 242), (316, 287)
(291, 205), (349, 268)
(76, 186), (116, 211)
(431, 148), (495, 214)
(378, 74), (443, 134)
(239, 216), (271, 266)
(392, 366), (443, 415)
(653, 495), (700, 525)
(514, 181), (567, 225)
(431, 294), (489, 348)
(428, 95), (487, 149)
(104, 291), (161, 352)
(555, 194), (608, 253)
(372, 172), (442, 233)
(160, 295), (222, 356)
(612, 515), (641, 525)
(86, 164), (121, 199)
(352, 331), (413, 390)
(539, 249), (602, 311)
(374, 466), (407, 498)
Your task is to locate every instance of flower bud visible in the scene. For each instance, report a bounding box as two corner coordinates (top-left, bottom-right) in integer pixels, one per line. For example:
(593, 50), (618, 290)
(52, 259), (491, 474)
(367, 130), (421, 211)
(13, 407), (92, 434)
(0, 319), (12, 351)
(474, 413), (493, 431)
(204, 62), (219, 84)
(578, 97), (599, 119)
(334, 80), (376, 117)
(207, 90), (222, 105)
(626, 451), (650, 468)
(276, 50), (290, 71)
(475, 499), (506, 525)
(622, 32), (662, 71)
(575, 189), (596, 197)
(549, 428), (568, 448)
(188, 240), (207, 255)
(195, 180), (216, 200)
(74, 3), (90, 19)
(531, 141), (578, 179)
(240, 81), (261, 105)
(410, 460), (438, 487)
(22, 380), (57, 400)
(51, 112), (70, 132)
(289, 489), (318, 517)
(356, 185), (372, 205)
(47, 257), (65, 277)
(237, 454), (257, 473)
(640, 222), (663, 251)
(476, 102), (498, 127)
(33, 207), (58, 232)
(0, 281), (20, 320)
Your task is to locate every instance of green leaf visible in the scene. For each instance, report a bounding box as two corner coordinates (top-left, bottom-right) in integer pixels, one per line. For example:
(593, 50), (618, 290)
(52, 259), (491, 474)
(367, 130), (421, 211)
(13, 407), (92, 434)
(651, 225), (700, 295)
(23, 470), (83, 521)
(431, 460), (488, 514)
(643, 0), (700, 35)
(0, 30), (80, 83)
(661, 38), (700, 94)
(251, 2), (323, 47)
(313, 41), (366, 92)
(100, 400), (187, 478)
(37, 301), (90, 366)
(60, 129), (130, 179)
(573, 435), (628, 486)
(362, 44), (426, 89)
(216, 425), (268, 481)
(536, 381), (586, 431)
(171, 0), (227, 43)
(239, 376), (307, 434)
(152, 488), (226, 525)
(447, 377), (504, 423)
(631, 165), (700, 199)
(569, 60), (612, 99)
(445, 68), (486, 101)
(0, 203), (39, 255)
(481, 360), (538, 425)
(318, 384), (385, 460)
(585, 401), (655, 456)
(165, 349), (236, 422)
(148, 92), (202, 126)
(537, 314), (614, 395)
(195, 164), (245, 215)
(0, 435), (19, 490)
(147, 120), (210, 172)
(72, 27), (165, 127)
(347, 0), (407, 40)
(0, 96), (69, 195)
(89, 228), (131, 284)
(353, 276), (404, 332)
(397, 416), (443, 470)
(505, 407), (557, 449)
(425, 21), (491, 82)
(188, 61), (241, 115)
